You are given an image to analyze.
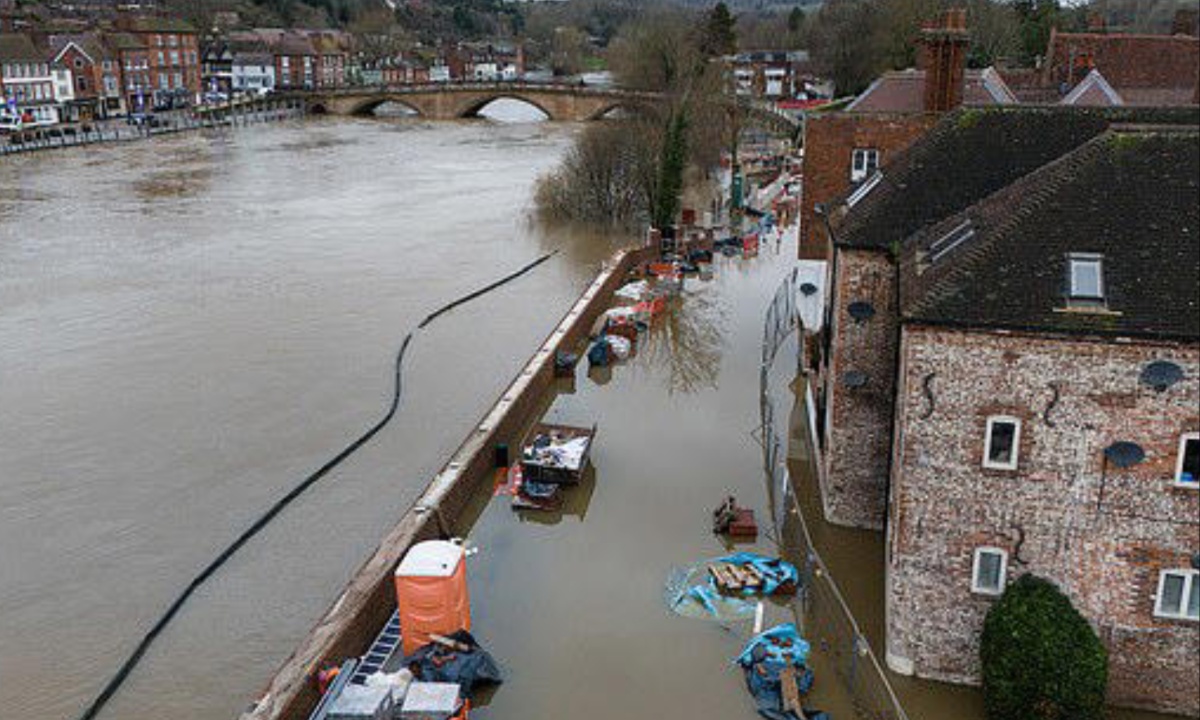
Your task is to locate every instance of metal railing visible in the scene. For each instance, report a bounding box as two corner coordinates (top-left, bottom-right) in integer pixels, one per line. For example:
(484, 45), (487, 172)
(759, 269), (910, 720)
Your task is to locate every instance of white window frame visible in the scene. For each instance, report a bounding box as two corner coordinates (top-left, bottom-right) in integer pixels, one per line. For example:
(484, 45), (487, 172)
(1174, 432), (1199, 488)
(983, 416), (1021, 471)
(1068, 252), (1104, 301)
(850, 147), (879, 183)
(1154, 569), (1198, 621)
(972, 547), (1008, 596)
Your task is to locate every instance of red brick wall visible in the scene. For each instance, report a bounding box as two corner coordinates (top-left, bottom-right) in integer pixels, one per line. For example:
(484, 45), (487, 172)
(799, 113), (936, 260)
(821, 247), (898, 529)
(886, 325), (1200, 715)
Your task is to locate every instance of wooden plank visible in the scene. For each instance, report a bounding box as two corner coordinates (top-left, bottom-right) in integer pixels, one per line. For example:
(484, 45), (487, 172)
(779, 665), (803, 714)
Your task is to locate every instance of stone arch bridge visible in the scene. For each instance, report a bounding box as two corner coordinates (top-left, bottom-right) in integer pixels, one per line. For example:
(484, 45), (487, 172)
(291, 82), (663, 122)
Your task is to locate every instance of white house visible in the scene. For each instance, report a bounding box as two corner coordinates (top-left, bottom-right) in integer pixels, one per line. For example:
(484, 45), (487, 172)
(231, 50), (275, 95)
(0, 34), (59, 125)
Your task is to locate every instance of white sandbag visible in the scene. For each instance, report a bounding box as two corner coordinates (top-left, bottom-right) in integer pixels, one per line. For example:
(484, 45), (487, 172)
(615, 280), (650, 301)
(607, 335), (632, 359)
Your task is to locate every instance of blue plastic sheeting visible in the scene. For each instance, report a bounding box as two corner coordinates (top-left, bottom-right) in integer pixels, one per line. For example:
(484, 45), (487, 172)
(664, 565), (758, 622)
(716, 552), (800, 596)
(736, 624), (822, 720)
(735, 623), (810, 668)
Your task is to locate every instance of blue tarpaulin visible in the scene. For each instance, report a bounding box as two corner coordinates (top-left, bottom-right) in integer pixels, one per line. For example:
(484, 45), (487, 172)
(736, 624), (823, 720)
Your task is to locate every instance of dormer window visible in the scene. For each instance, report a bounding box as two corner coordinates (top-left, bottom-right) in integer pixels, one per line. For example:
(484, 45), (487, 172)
(850, 148), (879, 183)
(1068, 252), (1105, 303)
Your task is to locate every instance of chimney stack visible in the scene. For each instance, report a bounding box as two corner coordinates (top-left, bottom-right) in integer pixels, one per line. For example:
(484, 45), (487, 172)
(918, 8), (970, 113)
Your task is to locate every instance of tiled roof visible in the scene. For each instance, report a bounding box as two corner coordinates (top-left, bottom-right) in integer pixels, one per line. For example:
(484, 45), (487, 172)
(1045, 31), (1199, 92)
(106, 32), (145, 52)
(124, 16), (196, 34)
(0, 32), (40, 61)
(845, 67), (1017, 113)
(831, 106), (1200, 251)
(898, 127), (1199, 340)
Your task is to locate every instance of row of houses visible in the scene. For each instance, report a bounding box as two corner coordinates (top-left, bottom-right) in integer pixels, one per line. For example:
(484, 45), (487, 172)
(793, 9), (1199, 716)
(1, 16), (198, 124)
(203, 33), (525, 97)
(2, 12), (528, 126)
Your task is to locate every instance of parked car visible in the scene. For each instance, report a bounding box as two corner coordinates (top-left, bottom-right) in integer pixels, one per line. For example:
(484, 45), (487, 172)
(126, 112), (157, 126)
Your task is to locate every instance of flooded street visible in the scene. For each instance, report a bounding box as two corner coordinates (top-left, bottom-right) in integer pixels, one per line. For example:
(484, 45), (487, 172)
(0, 110), (617, 720)
(466, 233), (804, 720)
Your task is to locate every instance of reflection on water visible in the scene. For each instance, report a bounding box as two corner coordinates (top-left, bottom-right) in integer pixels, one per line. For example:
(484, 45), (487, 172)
(642, 285), (728, 395)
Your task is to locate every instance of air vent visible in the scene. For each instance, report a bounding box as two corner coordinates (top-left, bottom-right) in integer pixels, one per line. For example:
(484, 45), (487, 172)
(799, 282), (818, 297)
(847, 301), (875, 322)
(1140, 360), (1183, 392)
(843, 371), (868, 388)
(1104, 441), (1145, 468)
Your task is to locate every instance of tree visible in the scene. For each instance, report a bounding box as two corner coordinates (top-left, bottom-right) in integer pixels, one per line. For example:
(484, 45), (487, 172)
(980, 574), (1109, 720)
(699, 2), (738, 57)
(651, 108), (689, 229)
(788, 6), (806, 34)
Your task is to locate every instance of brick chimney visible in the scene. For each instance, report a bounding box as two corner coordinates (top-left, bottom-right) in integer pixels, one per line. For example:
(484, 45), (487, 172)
(918, 8), (970, 113)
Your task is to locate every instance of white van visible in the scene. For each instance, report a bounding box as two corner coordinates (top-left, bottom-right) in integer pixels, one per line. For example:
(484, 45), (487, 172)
(0, 114), (23, 134)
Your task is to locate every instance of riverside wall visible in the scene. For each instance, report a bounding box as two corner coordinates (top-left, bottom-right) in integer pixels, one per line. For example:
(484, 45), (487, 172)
(242, 245), (656, 720)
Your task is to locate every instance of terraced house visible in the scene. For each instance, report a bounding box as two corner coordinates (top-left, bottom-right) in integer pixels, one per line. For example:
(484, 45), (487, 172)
(813, 106), (1199, 715)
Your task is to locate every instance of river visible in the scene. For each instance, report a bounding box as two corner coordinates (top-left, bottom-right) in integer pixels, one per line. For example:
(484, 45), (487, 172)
(0, 105), (620, 720)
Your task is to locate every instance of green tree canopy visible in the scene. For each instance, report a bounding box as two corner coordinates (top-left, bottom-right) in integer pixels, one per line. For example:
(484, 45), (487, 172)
(699, 3), (738, 57)
(980, 574), (1109, 720)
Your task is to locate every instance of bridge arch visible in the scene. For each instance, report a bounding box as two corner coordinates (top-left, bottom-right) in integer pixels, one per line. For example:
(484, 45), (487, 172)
(347, 97), (424, 117)
(585, 100), (657, 122)
(455, 93), (555, 121)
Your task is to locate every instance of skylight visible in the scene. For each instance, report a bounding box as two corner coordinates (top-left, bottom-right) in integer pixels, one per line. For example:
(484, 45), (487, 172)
(1068, 252), (1105, 301)
(846, 172), (882, 208)
(928, 220), (975, 263)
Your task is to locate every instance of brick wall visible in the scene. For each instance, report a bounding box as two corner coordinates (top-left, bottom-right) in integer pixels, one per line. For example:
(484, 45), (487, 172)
(886, 325), (1200, 715)
(821, 247), (898, 529)
(798, 113), (935, 260)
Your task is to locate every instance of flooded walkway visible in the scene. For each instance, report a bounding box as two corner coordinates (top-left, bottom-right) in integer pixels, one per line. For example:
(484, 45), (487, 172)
(458, 226), (858, 719)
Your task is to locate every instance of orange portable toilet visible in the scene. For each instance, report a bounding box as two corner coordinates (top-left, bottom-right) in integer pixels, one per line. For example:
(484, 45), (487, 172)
(395, 540), (471, 657)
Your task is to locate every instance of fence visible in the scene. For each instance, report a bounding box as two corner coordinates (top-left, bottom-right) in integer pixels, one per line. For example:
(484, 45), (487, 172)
(759, 268), (909, 720)
(0, 99), (305, 158)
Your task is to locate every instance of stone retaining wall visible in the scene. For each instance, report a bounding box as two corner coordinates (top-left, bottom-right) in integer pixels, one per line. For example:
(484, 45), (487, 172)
(242, 245), (655, 720)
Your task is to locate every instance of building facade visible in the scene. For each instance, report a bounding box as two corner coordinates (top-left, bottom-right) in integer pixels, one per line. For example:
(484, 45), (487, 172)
(813, 114), (1199, 714)
(1, 33), (59, 124)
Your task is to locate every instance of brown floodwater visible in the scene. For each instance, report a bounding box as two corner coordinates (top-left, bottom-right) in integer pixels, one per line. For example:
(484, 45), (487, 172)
(462, 228), (810, 720)
(0, 109), (621, 720)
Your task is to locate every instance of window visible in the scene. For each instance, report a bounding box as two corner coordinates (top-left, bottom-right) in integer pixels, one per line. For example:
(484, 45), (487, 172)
(1154, 570), (1199, 621)
(851, 148), (879, 183)
(972, 548), (1008, 595)
(983, 416), (1021, 470)
(1175, 433), (1199, 487)
(1068, 253), (1104, 302)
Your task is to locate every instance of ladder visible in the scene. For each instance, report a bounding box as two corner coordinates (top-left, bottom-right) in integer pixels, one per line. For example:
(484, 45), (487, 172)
(349, 609), (402, 684)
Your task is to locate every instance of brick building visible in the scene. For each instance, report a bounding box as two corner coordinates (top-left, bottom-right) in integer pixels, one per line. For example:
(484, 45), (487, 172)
(1040, 28), (1200, 106)
(117, 16), (200, 109)
(798, 9), (1015, 260)
(882, 127), (1199, 715)
(727, 50), (813, 100)
(48, 33), (122, 119)
(815, 107), (1174, 530)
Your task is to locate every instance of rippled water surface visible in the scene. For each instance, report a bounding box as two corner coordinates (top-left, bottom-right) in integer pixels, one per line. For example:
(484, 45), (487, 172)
(0, 110), (621, 719)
